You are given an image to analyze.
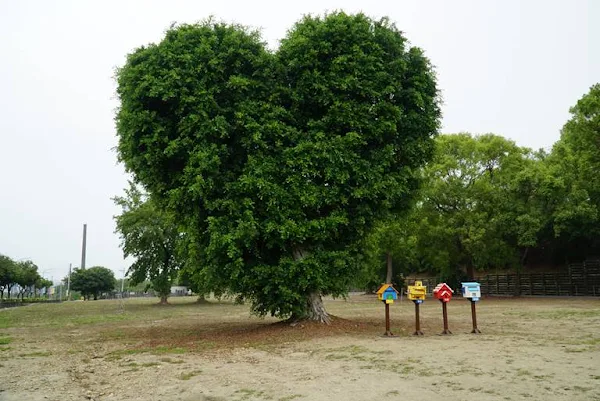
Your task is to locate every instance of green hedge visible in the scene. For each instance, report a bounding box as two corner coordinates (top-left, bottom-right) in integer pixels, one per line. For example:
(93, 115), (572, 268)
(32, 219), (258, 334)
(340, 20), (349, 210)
(0, 298), (61, 304)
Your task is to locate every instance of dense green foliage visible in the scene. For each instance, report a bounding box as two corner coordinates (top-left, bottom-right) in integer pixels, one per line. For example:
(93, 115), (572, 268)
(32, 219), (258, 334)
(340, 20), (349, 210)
(364, 84), (600, 286)
(114, 183), (185, 303)
(115, 13), (440, 320)
(0, 255), (48, 300)
(70, 267), (116, 300)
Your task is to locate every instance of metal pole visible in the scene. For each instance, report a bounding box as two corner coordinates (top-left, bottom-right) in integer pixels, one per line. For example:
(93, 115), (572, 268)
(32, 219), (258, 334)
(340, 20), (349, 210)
(81, 224), (87, 269)
(67, 263), (72, 301)
(120, 268), (126, 296)
(384, 303), (391, 336)
(441, 301), (452, 335)
(471, 300), (481, 333)
(413, 302), (424, 336)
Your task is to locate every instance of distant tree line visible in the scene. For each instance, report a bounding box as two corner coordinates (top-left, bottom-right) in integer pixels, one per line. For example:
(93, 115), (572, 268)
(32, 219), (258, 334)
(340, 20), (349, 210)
(0, 255), (52, 300)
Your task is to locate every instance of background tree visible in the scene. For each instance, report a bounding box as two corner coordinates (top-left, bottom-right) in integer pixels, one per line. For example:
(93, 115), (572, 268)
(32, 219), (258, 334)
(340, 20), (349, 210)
(361, 134), (542, 287)
(0, 254), (16, 299)
(70, 267), (116, 300)
(14, 260), (40, 300)
(360, 217), (418, 291)
(114, 183), (185, 304)
(544, 84), (600, 262)
(115, 13), (440, 323)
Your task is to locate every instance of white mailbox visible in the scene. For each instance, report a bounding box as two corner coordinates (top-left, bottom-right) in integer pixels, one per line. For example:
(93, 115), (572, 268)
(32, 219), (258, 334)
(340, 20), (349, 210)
(461, 282), (481, 301)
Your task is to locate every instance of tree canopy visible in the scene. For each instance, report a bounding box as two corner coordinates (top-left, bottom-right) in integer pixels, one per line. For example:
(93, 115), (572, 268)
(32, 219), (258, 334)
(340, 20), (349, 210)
(0, 255), (46, 300)
(115, 13), (440, 322)
(114, 183), (185, 304)
(362, 84), (600, 287)
(70, 266), (116, 300)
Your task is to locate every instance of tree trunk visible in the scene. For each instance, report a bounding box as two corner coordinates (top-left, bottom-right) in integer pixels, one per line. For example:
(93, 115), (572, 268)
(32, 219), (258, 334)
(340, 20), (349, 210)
(385, 251), (393, 284)
(520, 247), (529, 268)
(293, 247), (331, 324)
(159, 295), (169, 305)
(93, 293), (97, 300)
(196, 294), (208, 303)
(466, 261), (475, 280)
(305, 292), (331, 324)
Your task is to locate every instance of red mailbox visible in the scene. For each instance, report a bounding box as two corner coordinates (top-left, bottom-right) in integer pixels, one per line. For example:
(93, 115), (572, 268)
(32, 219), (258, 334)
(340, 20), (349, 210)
(433, 283), (453, 303)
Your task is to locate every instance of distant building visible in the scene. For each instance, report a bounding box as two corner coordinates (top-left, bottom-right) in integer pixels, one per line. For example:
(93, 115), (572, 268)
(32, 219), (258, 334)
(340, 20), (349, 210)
(170, 286), (188, 296)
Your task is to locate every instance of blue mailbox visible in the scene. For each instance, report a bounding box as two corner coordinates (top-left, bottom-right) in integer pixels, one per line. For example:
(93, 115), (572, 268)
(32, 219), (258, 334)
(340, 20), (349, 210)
(461, 282), (481, 302)
(377, 284), (399, 304)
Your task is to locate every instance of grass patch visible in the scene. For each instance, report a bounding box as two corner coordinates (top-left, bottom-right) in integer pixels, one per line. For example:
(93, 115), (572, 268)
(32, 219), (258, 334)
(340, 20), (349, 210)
(178, 369), (202, 380)
(278, 396), (302, 401)
(0, 346), (11, 351)
(108, 345), (187, 359)
(0, 336), (12, 345)
(234, 389), (271, 400)
(505, 309), (600, 320)
(19, 351), (52, 357)
(141, 362), (160, 367)
(120, 362), (139, 367)
(516, 368), (532, 377)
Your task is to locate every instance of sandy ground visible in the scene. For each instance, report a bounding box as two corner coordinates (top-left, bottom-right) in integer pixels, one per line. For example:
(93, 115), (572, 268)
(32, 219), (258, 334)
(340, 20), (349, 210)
(1, 295), (599, 401)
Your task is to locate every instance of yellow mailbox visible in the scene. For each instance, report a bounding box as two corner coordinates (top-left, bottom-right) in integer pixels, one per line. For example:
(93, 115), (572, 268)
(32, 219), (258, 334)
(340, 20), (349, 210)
(407, 280), (427, 302)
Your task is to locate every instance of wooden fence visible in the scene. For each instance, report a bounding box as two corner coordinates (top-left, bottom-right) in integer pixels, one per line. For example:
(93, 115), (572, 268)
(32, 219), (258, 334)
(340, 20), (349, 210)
(408, 260), (600, 297)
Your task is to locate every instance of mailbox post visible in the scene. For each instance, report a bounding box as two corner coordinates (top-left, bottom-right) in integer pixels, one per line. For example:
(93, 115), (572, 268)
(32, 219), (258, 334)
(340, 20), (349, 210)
(461, 282), (482, 333)
(433, 283), (454, 335)
(407, 281), (427, 336)
(376, 284), (399, 337)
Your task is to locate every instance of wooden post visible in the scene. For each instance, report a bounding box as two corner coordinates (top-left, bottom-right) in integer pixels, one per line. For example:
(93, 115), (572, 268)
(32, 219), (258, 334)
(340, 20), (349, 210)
(441, 301), (452, 335)
(413, 302), (424, 336)
(471, 300), (481, 334)
(569, 265), (573, 296)
(542, 272), (546, 295)
(584, 262), (589, 296)
(384, 303), (393, 336)
(496, 275), (500, 295)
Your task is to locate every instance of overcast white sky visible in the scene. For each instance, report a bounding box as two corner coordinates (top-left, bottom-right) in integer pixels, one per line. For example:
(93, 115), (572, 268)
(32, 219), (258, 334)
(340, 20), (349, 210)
(0, 0), (598, 283)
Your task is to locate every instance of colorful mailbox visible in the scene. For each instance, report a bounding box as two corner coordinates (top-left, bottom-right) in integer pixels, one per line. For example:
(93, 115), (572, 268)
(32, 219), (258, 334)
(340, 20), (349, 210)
(408, 281), (427, 303)
(433, 283), (454, 303)
(461, 282), (481, 302)
(377, 284), (399, 304)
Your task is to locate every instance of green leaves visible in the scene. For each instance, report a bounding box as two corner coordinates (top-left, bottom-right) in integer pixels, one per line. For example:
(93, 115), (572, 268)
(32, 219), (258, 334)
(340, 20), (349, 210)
(115, 13), (440, 319)
(70, 267), (116, 300)
(113, 183), (185, 301)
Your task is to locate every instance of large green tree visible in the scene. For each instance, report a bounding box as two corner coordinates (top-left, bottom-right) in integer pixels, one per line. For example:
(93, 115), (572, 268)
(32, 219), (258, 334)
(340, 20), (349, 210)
(70, 267), (116, 300)
(115, 13), (440, 322)
(114, 183), (185, 304)
(545, 84), (600, 261)
(397, 134), (543, 281)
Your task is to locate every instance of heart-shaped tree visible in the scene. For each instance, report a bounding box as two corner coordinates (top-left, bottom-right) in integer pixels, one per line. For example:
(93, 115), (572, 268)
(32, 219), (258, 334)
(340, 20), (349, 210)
(115, 12), (440, 323)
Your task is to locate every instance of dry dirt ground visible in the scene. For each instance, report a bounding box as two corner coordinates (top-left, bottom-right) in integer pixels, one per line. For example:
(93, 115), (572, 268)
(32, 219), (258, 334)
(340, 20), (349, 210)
(1, 295), (599, 401)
